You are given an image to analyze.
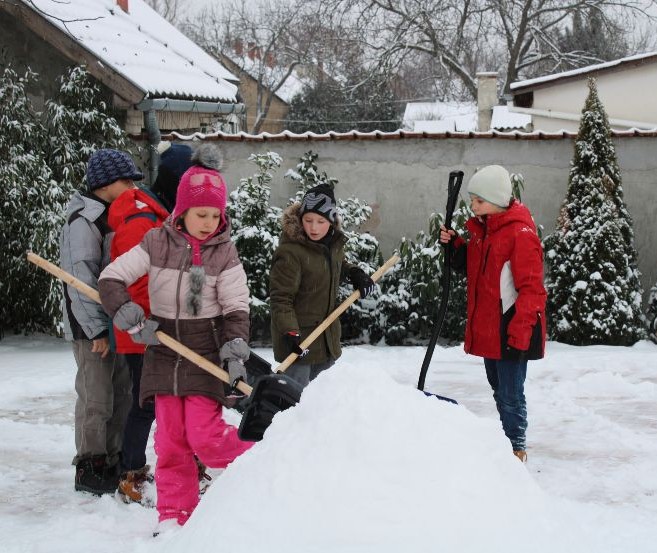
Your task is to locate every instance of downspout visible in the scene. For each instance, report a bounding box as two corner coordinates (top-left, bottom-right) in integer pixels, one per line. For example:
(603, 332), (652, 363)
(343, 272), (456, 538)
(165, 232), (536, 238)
(143, 109), (161, 186)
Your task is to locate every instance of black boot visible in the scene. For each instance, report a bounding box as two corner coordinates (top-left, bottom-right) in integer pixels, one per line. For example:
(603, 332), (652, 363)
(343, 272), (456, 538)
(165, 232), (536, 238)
(75, 456), (119, 495)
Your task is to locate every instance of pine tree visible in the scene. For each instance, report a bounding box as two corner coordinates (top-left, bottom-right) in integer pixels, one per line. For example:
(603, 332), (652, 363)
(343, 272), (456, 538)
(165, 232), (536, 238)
(545, 77), (644, 345)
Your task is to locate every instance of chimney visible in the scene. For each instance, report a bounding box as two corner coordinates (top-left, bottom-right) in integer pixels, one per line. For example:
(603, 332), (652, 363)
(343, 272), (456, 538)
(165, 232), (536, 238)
(233, 38), (244, 56)
(117, 0), (129, 13)
(476, 72), (498, 131)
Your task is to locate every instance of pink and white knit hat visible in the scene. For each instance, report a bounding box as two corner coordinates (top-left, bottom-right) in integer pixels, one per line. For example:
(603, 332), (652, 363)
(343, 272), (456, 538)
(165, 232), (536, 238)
(171, 144), (227, 221)
(172, 166), (227, 221)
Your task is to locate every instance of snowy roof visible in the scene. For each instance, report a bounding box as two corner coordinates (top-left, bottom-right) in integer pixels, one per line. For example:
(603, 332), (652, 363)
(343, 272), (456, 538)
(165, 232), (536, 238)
(19, 0), (239, 103)
(491, 105), (532, 131)
(510, 51), (657, 91)
(403, 102), (530, 132)
(403, 101), (478, 132)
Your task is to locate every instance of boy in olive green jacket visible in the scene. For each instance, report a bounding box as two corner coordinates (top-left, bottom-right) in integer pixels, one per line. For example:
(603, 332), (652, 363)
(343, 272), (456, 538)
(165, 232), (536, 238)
(269, 184), (375, 387)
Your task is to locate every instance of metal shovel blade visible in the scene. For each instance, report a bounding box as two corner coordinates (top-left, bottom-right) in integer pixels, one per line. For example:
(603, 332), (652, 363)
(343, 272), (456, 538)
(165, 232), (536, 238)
(238, 374), (304, 441)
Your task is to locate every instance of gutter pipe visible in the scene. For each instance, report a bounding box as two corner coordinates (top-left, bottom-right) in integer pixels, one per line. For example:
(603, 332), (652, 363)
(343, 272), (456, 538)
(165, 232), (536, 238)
(136, 98), (245, 186)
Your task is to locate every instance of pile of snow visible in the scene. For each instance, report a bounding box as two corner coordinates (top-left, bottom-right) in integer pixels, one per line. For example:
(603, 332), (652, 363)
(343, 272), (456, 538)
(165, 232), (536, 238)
(160, 364), (583, 553)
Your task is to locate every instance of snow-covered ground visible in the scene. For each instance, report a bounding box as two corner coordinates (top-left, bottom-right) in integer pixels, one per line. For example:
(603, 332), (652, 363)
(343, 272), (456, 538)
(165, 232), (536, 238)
(1, 335), (656, 552)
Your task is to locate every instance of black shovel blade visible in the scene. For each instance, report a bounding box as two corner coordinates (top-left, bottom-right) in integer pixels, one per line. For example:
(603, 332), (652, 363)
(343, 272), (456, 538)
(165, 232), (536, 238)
(238, 374), (304, 441)
(423, 390), (458, 405)
(244, 351), (273, 379)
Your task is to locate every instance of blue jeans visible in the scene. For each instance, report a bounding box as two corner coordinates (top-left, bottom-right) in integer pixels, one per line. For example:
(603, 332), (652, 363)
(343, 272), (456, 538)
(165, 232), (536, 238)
(285, 359), (335, 389)
(484, 358), (527, 451)
(121, 354), (155, 472)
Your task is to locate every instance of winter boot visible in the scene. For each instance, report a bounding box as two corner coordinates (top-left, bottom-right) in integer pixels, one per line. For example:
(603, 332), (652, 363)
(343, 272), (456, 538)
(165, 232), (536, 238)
(153, 518), (182, 538)
(117, 465), (154, 506)
(513, 450), (528, 463)
(195, 456), (213, 495)
(75, 455), (119, 495)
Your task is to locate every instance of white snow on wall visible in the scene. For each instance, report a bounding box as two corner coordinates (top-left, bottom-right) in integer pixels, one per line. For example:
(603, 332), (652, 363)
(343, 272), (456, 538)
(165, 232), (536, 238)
(21, 0), (239, 102)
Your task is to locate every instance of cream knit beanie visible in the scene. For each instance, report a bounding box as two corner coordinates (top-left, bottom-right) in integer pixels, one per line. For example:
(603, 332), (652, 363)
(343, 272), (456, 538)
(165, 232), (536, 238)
(467, 165), (512, 207)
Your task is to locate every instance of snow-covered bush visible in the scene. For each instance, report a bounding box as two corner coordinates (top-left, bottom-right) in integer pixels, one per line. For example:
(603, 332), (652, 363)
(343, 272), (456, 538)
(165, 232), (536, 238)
(46, 66), (132, 190)
(0, 62), (133, 336)
(226, 152), (283, 342)
(373, 200), (469, 345)
(0, 64), (62, 335)
(544, 77), (644, 345)
(646, 284), (657, 344)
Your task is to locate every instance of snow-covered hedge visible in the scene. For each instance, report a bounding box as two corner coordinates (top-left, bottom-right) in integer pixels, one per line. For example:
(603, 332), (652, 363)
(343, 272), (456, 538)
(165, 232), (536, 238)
(0, 62), (131, 336)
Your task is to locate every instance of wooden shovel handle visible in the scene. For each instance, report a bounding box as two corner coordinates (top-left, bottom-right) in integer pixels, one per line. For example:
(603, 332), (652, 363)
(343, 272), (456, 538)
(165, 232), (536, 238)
(25, 252), (252, 396)
(276, 254), (400, 373)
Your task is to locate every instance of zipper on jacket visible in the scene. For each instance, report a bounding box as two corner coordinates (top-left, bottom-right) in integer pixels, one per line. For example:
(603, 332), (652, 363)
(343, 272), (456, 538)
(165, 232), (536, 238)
(481, 245), (491, 274)
(172, 243), (192, 396)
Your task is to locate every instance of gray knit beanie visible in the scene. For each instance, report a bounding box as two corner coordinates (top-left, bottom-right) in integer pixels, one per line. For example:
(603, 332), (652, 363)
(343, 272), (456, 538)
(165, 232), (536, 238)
(467, 165), (512, 208)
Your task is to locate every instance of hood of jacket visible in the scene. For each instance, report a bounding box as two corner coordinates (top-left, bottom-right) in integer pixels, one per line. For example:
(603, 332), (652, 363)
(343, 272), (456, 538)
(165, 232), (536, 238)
(108, 187), (169, 231)
(65, 190), (107, 223)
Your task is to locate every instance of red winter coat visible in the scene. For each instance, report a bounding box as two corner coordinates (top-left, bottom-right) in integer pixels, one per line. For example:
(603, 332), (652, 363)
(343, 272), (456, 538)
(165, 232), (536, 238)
(453, 200), (546, 361)
(108, 188), (169, 354)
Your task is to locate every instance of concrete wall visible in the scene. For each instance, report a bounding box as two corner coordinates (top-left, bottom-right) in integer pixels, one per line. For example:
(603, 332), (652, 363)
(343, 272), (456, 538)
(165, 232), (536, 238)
(187, 135), (657, 300)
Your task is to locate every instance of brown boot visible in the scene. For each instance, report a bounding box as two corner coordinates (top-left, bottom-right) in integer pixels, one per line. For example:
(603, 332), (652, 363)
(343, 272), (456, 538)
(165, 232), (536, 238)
(513, 450), (528, 463)
(117, 465), (153, 506)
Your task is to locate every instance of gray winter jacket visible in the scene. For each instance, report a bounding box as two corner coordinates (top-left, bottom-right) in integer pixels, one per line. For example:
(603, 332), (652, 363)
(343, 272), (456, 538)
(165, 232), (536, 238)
(60, 191), (113, 341)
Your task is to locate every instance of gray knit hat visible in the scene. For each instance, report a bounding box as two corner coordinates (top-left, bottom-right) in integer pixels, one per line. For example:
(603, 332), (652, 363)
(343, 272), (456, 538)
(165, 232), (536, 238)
(467, 165), (512, 208)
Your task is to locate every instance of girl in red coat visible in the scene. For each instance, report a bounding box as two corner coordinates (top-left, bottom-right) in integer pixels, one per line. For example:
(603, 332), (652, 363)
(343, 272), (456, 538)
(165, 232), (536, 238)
(440, 165), (546, 462)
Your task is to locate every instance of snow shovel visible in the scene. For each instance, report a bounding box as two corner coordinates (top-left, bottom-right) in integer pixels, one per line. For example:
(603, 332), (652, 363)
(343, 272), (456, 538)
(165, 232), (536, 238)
(238, 254), (401, 441)
(416, 171), (464, 404)
(25, 252), (300, 413)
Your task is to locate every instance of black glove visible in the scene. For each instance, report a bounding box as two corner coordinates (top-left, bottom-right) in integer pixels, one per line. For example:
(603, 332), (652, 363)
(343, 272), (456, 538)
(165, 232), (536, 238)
(284, 332), (309, 359)
(348, 267), (376, 299)
(504, 344), (527, 361)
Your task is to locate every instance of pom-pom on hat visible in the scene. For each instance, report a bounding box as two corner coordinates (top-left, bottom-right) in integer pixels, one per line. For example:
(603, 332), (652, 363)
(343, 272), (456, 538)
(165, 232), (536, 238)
(299, 183), (337, 224)
(152, 142), (194, 211)
(86, 149), (144, 191)
(172, 144), (227, 221)
(467, 165), (513, 208)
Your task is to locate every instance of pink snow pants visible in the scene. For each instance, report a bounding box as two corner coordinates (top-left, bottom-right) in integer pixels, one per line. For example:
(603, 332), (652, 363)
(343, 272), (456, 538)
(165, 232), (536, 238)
(154, 394), (254, 524)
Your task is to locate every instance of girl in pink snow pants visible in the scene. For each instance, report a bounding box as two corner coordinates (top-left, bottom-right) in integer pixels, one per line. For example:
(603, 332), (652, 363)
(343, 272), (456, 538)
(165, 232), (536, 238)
(99, 145), (254, 531)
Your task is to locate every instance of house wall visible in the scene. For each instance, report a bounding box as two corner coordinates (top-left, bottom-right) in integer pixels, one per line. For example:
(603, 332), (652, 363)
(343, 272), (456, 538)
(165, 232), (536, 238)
(218, 55), (289, 134)
(527, 64), (657, 132)
(173, 135), (657, 300)
(0, 11), (75, 108)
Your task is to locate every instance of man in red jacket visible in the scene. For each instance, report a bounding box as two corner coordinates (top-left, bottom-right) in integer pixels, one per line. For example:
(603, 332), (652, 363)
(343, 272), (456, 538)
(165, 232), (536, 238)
(440, 165), (546, 463)
(110, 142), (194, 504)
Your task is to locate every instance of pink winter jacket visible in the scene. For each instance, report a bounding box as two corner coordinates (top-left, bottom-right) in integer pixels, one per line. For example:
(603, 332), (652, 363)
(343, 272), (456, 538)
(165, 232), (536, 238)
(99, 219), (249, 406)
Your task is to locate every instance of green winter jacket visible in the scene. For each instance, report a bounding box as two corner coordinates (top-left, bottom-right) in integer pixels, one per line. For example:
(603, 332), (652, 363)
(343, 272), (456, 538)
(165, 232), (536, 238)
(270, 203), (352, 364)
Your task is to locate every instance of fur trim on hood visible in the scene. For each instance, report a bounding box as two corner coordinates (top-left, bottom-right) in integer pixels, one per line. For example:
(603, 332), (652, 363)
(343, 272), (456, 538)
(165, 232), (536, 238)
(281, 202), (342, 244)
